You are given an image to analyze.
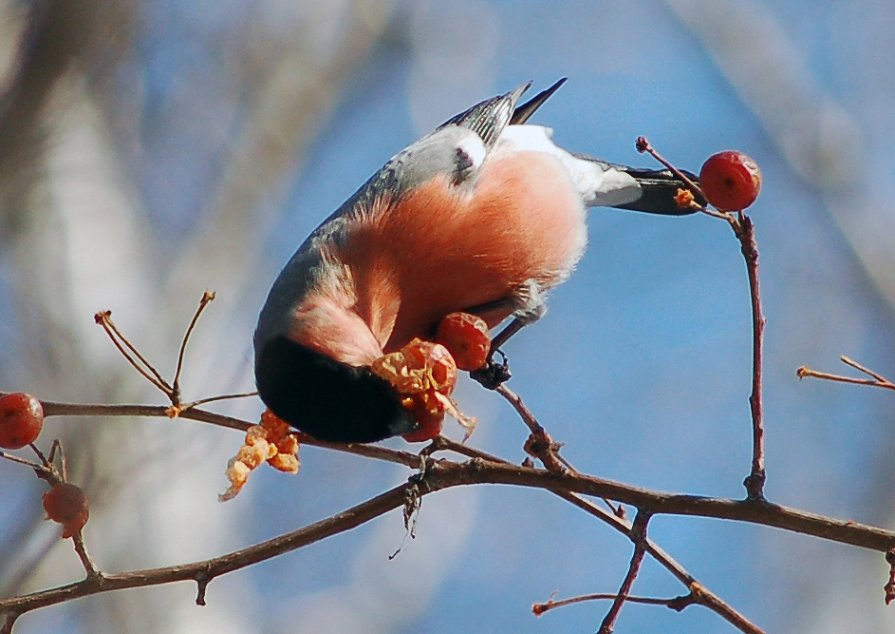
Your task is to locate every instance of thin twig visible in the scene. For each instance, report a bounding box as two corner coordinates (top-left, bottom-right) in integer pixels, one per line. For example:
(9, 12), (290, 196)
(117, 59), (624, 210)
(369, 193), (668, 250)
(840, 356), (888, 382)
(171, 291), (216, 403)
(0, 482), (415, 619)
(94, 311), (172, 396)
(599, 511), (652, 633)
(885, 549), (895, 605)
(8, 394), (895, 552)
(797, 358), (895, 392)
(494, 384), (575, 473)
(636, 139), (768, 500)
(71, 533), (99, 578)
(439, 437), (755, 628)
(731, 213), (766, 500)
(493, 385), (624, 516)
(534, 592), (689, 615)
(495, 374), (764, 632)
(175, 390), (259, 413)
(0, 450), (51, 475)
(635, 136), (724, 218)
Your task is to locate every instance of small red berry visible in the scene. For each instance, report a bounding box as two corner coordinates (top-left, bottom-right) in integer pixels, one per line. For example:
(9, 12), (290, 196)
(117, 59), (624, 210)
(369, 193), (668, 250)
(42, 483), (89, 538)
(0, 392), (44, 449)
(699, 151), (762, 211)
(436, 312), (491, 371)
(401, 395), (445, 442)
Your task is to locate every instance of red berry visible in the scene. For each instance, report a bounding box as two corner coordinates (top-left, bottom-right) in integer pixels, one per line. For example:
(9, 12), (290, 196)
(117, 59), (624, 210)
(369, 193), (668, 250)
(42, 483), (89, 538)
(0, 392), (44, 449)
(401, 402), (445, 443)
(436, 312), (491, 371)
(699, 151), (762, 211)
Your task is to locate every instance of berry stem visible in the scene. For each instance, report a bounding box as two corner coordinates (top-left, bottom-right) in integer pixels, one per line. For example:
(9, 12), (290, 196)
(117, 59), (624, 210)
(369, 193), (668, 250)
(636, 136), (734, 220)
(94, 311), (173, 397)
(172, 291), (217, 404)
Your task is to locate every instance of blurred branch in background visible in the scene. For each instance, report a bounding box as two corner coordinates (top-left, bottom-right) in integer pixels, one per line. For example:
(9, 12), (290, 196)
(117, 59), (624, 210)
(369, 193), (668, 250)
(0, 2), (400, 633)
(665, 0), (895, 309)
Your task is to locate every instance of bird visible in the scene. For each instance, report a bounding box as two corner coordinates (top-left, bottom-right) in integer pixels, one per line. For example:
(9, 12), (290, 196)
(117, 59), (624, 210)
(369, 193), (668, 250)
(254, 79), (697, 444)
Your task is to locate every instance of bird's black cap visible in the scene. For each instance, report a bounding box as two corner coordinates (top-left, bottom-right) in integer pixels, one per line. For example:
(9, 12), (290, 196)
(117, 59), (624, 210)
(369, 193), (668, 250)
(255, 335), (417, 443)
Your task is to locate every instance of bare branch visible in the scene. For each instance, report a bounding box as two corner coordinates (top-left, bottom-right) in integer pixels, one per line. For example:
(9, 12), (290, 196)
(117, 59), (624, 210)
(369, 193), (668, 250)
(798, 358), (895, 393)
(598, 511), (652, 633)
(0, 483), (413, 619)
(730, 213), (767, 500)
(171, 291), (216, 403)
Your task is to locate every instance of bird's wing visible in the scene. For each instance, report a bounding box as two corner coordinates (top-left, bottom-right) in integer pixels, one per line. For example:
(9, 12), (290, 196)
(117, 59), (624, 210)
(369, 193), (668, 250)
(258, 80), (570, 340)
(437, 81), (531, 148)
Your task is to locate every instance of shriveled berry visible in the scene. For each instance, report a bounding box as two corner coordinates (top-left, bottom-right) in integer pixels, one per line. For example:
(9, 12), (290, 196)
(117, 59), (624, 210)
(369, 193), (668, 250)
(699, 151), (762, 211)
(436, 312), (491, 371)
(371, 338), (458, 397)
(0, 392), (44, 449)
(43, 483), (89, 538)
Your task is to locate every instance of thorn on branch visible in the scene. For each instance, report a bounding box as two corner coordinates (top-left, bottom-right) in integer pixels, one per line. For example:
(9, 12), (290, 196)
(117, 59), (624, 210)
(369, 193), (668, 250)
(195, 567), (212, 606)
(885, 548), (895, 605)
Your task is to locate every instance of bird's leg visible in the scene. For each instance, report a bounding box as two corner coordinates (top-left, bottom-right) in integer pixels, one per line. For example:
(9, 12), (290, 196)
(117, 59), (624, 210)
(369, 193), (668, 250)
(469, 281), (546, 390)
(489, 316), (527, 351)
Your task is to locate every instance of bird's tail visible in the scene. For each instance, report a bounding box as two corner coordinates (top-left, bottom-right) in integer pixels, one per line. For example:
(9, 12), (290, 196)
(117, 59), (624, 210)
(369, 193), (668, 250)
(570, 150), (701, 216)
(610, 166), (701, 216)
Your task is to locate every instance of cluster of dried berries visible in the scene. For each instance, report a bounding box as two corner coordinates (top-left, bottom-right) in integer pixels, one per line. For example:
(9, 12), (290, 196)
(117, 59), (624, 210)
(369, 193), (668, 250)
(220, 409), (300, 501)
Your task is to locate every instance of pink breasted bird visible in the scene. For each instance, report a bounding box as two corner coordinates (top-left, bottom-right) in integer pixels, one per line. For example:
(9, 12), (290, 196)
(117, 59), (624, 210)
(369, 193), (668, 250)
(254, 80), (697, 443)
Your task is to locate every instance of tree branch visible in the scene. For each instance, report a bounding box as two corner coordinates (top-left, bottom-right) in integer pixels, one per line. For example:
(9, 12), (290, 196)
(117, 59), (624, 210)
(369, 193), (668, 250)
(0, 482), (413, 619)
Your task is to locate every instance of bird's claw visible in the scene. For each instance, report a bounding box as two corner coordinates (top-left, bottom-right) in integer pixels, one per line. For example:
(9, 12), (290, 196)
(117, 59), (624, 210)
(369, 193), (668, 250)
(470, 349), (512, 390)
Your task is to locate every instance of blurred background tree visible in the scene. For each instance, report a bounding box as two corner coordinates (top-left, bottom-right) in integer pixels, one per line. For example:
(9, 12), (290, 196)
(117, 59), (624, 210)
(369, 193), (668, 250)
(1, 1), (894, 632)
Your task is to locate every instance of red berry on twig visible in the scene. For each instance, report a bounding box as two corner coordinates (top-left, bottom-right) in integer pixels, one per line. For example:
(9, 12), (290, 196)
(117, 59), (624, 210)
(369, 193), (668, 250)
(0, 392), (44, 449)
(43, 482), (90, 538)
(699, 151), (762, 211)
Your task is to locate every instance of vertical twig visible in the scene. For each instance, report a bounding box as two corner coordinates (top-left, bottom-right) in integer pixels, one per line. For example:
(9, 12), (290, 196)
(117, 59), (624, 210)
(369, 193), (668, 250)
(885, 549), (895, 605)
(72, 532), (99, 578)
(171, 290), (216, 404)
(731, 213), (766, 500)
(598, 511), (651, 633)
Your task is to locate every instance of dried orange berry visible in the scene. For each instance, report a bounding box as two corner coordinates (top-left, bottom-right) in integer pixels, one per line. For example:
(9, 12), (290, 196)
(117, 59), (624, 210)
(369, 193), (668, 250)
(436, 312), (491, 371)
(371, 339), (477, 441)
(220, 410), (301, 501)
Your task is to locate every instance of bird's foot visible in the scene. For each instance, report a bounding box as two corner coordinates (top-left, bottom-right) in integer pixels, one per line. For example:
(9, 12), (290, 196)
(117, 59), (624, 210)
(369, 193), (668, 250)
(470, 349), (511, 390)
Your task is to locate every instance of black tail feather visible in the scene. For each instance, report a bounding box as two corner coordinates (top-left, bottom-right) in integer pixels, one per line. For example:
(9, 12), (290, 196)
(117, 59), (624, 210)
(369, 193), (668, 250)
(511, 78), (567, 124)
(614, 167), (702, 216)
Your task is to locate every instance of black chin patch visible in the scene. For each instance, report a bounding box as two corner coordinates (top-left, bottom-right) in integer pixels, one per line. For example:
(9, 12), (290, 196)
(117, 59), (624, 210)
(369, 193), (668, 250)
(255, 335), (417, 443)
